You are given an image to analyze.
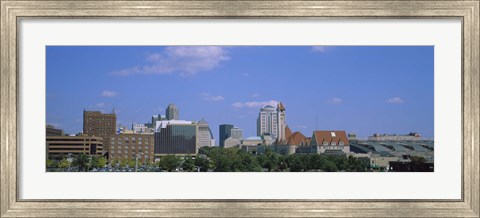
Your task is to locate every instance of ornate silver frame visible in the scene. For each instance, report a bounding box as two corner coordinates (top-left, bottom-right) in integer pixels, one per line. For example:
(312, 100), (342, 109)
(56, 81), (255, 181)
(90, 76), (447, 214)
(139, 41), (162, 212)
(1, 1), (478, 217)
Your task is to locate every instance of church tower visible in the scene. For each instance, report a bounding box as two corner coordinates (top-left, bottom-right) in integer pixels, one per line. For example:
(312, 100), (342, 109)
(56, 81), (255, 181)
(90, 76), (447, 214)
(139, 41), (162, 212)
(276, 102), (286, 143)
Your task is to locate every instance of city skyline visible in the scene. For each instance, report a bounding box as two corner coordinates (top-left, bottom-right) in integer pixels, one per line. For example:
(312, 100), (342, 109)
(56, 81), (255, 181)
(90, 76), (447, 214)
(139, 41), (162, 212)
(47, 46), (434, 139)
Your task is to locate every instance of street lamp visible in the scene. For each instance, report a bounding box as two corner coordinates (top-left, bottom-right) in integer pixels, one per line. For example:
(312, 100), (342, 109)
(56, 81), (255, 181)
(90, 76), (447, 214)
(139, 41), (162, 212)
(67, 153), (73, 172)
(135, 152), (143, 172)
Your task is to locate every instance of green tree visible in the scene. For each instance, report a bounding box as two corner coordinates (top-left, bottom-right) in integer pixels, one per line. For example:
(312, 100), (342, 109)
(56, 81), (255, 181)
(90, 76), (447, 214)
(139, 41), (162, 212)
(195, 156), (210, 172)
(119, 158), (128, 168)
(90, 156), (99, 169)
(323, 160), (338, 172)
(58, 159), (70, 169)
(286, 154), (304, 172)
(277, 156), (287, 172)
(263, 149), (280, 171)
(158, 155), (181, 172)
(127, 159), (136, 168)
(182, 156), (195, 172)
(97, 157), (107, 168)
(111, 158), (118, 165)
(46, 159), (57, 168)
(73, 153), (90, 172)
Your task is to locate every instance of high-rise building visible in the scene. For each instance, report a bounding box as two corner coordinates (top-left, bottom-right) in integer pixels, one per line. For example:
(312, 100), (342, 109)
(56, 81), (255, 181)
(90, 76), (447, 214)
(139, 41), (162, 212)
(83, 110), (116, 154)
(166, 104), (179, 120)
(219, 124), (234, 147)
(197, 118), (215, 147)
(256, 102), (286, 141)
(154, 120), (198, 156)
(109, 133), (154, 164)
(230, 127), (243, 139)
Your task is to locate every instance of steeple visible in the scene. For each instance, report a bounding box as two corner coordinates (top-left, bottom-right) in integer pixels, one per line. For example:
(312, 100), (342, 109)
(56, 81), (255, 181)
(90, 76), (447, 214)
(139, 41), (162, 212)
(277, 102), (285, 112)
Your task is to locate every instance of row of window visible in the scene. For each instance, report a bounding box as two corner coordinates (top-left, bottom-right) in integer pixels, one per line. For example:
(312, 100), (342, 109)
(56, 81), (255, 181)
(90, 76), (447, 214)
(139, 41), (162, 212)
(322, 142), (345, 146)
(111, 137), (151, 141)
(111, 141), (150, 145)
(110, 154), (151, 159)
(324, 146), (345, 150)
(111, 146), (151, 150)
(111, 149), (153, 154)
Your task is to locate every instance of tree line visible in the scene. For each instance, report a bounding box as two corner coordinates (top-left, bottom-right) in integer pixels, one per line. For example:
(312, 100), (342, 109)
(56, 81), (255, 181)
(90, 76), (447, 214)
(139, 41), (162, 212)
(46, 147), (370, 172)
(158, 147), (369, 172)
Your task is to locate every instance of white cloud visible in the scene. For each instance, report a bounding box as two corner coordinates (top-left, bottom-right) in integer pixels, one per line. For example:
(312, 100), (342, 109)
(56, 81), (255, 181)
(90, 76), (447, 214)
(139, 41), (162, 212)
(387, 97), (405, 104)
(242, 73), (250, 77)
(201, 92), (225, 101)
(311, 46), (330, 53)
(328, 97), (343, 104)
(101, 90), (118, 97)
(232, 100), (278, 108)
(251, 93), (260, 98)
(112, 46), (230, 76)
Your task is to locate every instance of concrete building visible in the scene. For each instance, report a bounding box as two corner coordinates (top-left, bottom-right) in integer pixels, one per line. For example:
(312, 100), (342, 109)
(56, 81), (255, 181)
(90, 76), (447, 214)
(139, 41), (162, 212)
(154, 120), (198, 157)
(46, 134), (103, 159)
(241, 136), (263, 146)
(230, 127), (243, 139)
(46, 124), (63, 136)
(197, 118), (215, 147)
(166, 104), (179, 120)
(109, 133), (154, 164)
(132, 123), (154, 134)
(219, 124), (234, 147)
(368, 132), (422, 141)
(83, 110), (116, 154)
(256, 102), (286, 141)
(224, 137), (241, 148)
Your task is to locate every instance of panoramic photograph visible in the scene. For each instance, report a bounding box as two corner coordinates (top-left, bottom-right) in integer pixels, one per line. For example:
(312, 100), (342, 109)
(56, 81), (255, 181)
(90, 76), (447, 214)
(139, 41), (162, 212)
(46, 46), (434, 172)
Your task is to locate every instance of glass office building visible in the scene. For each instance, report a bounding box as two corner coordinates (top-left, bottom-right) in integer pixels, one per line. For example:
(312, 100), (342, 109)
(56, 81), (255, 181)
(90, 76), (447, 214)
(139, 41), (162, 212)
(219, 124), (234, 147)
(154, 124), (197, 155)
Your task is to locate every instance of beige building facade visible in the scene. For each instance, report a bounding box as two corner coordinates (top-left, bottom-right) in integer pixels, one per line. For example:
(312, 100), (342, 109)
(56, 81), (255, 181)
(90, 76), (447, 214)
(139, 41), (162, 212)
(46, 135), (103, 159)
(110, 133), (154, 164)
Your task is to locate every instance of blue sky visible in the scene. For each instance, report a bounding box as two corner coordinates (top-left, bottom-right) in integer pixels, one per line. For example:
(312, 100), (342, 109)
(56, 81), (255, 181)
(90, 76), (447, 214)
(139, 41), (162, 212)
(46, 46), (434, 140)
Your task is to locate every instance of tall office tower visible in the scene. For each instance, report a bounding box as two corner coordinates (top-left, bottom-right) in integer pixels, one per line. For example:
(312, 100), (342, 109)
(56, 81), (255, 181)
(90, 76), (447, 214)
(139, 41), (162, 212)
(83, 110), (116, 154)
(166, 104), (179, 120)
(197, 119), (215, 147)
(219, 124), (234, 147)
(154, 120), (198, 156)
(256, 102), (286, 141)
(230, 127), (243, 139)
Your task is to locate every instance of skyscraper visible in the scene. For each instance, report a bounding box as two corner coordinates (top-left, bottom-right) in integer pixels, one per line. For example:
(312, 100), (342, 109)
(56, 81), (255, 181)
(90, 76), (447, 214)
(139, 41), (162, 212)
(166, 104), (179, 120)
(83, 110), (116, 154)
(197, 118), (215, 147)
(256, 102), (286, 141)
(219, 124), (234, 147)
(230, 127), (243, 139)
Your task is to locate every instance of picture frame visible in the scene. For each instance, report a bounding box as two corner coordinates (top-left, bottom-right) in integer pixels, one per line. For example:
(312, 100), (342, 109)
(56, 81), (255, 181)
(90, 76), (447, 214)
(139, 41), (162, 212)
(1, 0), (478, 217)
